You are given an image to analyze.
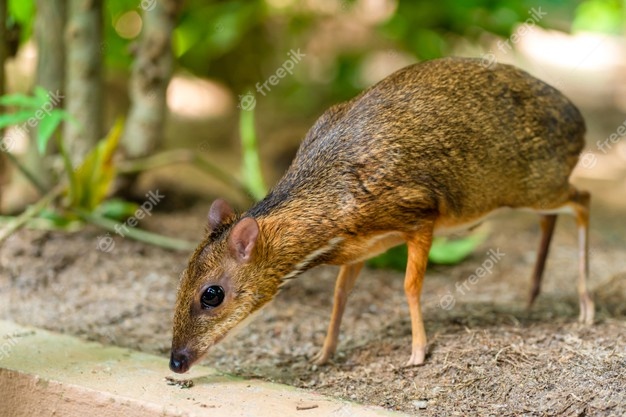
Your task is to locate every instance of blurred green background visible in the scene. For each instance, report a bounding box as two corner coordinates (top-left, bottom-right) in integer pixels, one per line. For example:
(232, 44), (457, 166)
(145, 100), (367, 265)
(5, 0), (624, 120)
(1, 0), (625, 264)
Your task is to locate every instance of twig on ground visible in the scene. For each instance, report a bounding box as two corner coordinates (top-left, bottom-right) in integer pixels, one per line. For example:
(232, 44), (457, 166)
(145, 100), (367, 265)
(296, 404), (319, 411)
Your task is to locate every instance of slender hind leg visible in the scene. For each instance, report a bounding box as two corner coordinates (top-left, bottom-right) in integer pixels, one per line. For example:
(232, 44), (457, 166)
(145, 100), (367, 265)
(528, 214), (558, 307)
(569, 189), (594, 324)
(404, 225), (434, 366)
(311, 262), (364, 365)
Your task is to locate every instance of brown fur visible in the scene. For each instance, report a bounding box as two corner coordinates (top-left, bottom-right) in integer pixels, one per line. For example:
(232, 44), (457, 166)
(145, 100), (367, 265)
(170, 57), (590, 372)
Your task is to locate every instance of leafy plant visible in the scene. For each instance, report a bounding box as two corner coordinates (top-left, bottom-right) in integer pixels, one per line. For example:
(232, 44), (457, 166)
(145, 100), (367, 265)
(0, 84), (270, 251)
(61, 118), (140, 221)
(64, 119), (122, 211)
(0, 88), (132, 218)
(0, 86), (73, 154)
(0, 89), (190, 249)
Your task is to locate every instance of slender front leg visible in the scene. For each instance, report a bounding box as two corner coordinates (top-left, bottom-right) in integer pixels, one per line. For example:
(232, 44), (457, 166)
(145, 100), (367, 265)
(311, 262), (364, 365)
(528, 214), (558, 307)
(404, 226), (434, 366)
(569, 189), (594, 324)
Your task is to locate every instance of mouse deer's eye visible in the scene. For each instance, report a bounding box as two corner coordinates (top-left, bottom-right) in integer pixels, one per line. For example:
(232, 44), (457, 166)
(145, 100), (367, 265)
(201, 286), (225, 309)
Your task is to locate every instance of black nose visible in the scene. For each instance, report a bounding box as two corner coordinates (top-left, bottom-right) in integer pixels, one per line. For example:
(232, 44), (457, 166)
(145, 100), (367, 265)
(169, 350), (190, 374)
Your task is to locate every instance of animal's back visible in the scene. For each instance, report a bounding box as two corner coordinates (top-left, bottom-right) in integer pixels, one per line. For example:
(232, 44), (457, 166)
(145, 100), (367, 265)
(253, 58), (585, 232)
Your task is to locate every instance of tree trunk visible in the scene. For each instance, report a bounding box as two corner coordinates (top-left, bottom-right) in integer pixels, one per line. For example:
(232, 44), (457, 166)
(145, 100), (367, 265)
(20, 0), (68, 189)
(36, 0), (66, 97)
(122, 0), (181, 158)
(0, 0), (8, 207)
(0, 0), (5, 99)
(64, 0), (103, 166)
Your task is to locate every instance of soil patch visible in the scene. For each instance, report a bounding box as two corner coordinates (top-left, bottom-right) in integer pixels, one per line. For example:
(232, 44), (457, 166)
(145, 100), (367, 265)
(1, 201), (624, 416)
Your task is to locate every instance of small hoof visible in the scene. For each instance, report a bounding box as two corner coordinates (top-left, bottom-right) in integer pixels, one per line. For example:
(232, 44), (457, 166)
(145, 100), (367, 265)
(310, 349), (332, 366)
(526, 291), (539, 310)
(404, 349), (426, 367)
(578, 298), (595, 325)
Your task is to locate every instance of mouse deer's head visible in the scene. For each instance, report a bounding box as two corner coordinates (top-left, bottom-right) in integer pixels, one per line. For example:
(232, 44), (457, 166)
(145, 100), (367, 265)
(169, 199), (280, 373)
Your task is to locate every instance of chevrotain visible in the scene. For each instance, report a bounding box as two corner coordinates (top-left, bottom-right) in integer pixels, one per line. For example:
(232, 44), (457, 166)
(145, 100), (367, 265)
(169, 57), (593, 373)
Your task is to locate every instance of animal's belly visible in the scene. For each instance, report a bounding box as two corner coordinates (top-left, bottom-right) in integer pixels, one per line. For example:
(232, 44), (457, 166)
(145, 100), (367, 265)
(333, 212), (502, 265)
(433, 204), (576, 236)
(331, 232), (405, 265)
(432, 209), (509, 236)
(331, 203), (575, 266)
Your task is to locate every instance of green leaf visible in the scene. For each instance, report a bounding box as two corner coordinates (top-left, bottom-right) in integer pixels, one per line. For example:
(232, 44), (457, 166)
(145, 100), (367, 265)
(69, 119), (124, 210)
(95, 199), (139, 221)
(36, 111), (64, 154)
(33, 86), (51, 104)
(428, 234), (486, 265)
(8, 0), (35, 25)
(573, 0), (624, 35)
(0, 111), (36, 130)
(8, 0), (35, 43)
(0, 93), (45, 109)
(38, 208), (76, 226)
(367, 245), (408, 271)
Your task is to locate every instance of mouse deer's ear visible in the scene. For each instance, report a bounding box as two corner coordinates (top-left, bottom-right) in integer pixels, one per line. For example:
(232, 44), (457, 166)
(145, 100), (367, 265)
(228, 217), (259, 263)
(208, 199), (235, 231)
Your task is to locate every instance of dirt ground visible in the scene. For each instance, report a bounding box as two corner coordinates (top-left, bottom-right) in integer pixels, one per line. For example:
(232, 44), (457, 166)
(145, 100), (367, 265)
(1, 174), (625, 415)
